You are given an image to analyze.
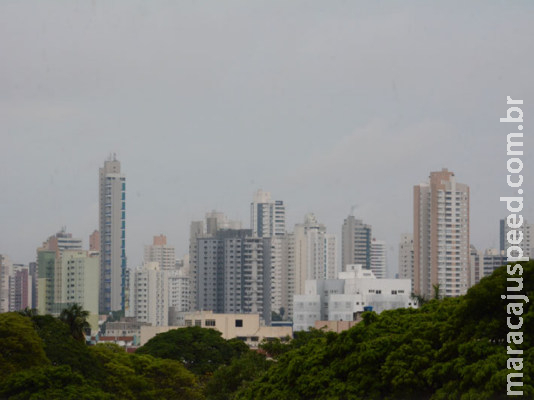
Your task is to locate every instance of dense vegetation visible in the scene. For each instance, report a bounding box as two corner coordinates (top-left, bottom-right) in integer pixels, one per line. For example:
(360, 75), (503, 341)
(0, 261), (532, 399)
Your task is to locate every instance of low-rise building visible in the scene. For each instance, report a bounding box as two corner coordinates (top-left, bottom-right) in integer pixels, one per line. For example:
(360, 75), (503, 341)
(140, 311), (292, 347)
(293, 264), (415, 331)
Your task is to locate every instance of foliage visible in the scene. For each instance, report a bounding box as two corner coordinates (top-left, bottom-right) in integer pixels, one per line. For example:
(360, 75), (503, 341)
(0, 314), (205, 399)
(0, 313), (49, 375)
(0, 365), (109, 400)
(31, 314), (103, 381)
(204, 351), (273, 400)
(91, 343), (203, 399)
(136, 326), (249, 376)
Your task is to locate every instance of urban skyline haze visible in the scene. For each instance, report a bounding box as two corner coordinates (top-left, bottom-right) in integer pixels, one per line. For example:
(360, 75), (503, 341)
(2, 1), (534, 278)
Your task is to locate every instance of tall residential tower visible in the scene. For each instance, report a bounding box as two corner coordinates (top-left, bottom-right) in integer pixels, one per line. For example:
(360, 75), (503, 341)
(99, 155), (126, 313)
(250, 189), (286, 238)
(413, 169), (470, 298)
(341, 216), (372, 271)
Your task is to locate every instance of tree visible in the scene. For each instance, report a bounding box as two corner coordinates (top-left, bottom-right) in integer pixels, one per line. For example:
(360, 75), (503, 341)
(0, 313), (49, 376)
(59, 303), (91, 342)
(32, 314), (103, 381)
(205, 351), (272, 400)
(137, 326), (249, 376)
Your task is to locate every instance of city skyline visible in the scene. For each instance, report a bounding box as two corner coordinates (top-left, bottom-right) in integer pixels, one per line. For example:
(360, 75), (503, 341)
(2, 1), (533, 278)
(0, 159), (532, 279)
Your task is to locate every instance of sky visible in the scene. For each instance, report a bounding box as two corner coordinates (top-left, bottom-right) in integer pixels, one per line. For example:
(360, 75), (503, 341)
(1, 1), (533, 277)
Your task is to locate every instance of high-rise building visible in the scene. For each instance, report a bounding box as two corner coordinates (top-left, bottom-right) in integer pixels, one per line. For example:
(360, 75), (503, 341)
(36, 229), (83, 315)
(500, 218), (533, 259)
(413, 168), (470, 298)
(341, 216), (372, 271)
(370, 238), (387, 279)
(398, 234), (414, 293)
(0, 254), (12, 313)
(127, 262), (169, 326)
(29, 262), (38, 309)
(293, 213), (337, 295)
(8, 264), (32, 312)
(99, 155), (126, 313)
(482, 248), (507, 279)
(59, 250), (100, 331)
(144, 235), (176, 271)
(37, 249), (56, 315)
(195, 229), (272, 324)
(168, 267), (191, 324)
(250, 189), (286, 237)
(269, 234), (294, 320)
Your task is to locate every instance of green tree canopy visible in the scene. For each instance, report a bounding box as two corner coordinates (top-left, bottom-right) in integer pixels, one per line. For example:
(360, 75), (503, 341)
(0, 313), (49, 375)
(136, 326), (249, 376)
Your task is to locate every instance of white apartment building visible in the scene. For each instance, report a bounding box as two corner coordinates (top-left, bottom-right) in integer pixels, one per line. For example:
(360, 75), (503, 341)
(127, 262), (169, 326)
(168, 268), (191, 316)
(293, 213), (337, 295)
(60, 250), (100, 332)
(370, 238), (387, 279)
(293, 264), (414, 332)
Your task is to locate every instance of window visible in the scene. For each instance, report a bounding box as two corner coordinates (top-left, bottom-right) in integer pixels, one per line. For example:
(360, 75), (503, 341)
(205, 319), (216, 327)
(195, 320), (201, 327)
(185, 320), (192, 327)
(235, 319), (243, 327)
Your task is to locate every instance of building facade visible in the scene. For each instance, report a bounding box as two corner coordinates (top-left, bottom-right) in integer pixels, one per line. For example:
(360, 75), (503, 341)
(144, 235), (176, 271)
(413, 168), (470, 298)
(293, 265), (414, 331)
(500, 218), (533, 260)
(127, 262), (169, 326)
(250, 189), (286, 238)
(293, 213), (337, 297)
(196, 229), (272, 324)
(341, 215), (372, 271)
(99, 155), (126, 313)
(398, 233), (415, 293)
(370, 238), (387, 279)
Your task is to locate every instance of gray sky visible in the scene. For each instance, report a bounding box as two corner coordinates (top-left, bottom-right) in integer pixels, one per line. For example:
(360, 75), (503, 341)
(1, 1), (533, 277)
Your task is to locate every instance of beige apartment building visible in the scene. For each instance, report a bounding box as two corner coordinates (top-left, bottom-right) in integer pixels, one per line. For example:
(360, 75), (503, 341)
(414, 169), (470, 298)
(140, 311), (292, 347)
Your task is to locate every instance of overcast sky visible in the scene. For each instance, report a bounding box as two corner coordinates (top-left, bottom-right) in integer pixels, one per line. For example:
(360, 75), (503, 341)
(1, 1), (533, 277)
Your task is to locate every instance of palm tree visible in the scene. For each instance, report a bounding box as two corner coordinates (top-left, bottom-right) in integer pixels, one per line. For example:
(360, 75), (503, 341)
(432, 283), (441, 300)
(59, 303), (91, 342)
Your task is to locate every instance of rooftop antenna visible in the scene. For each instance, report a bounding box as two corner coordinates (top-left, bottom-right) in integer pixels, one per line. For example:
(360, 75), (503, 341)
(350, 205), (358, 216)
